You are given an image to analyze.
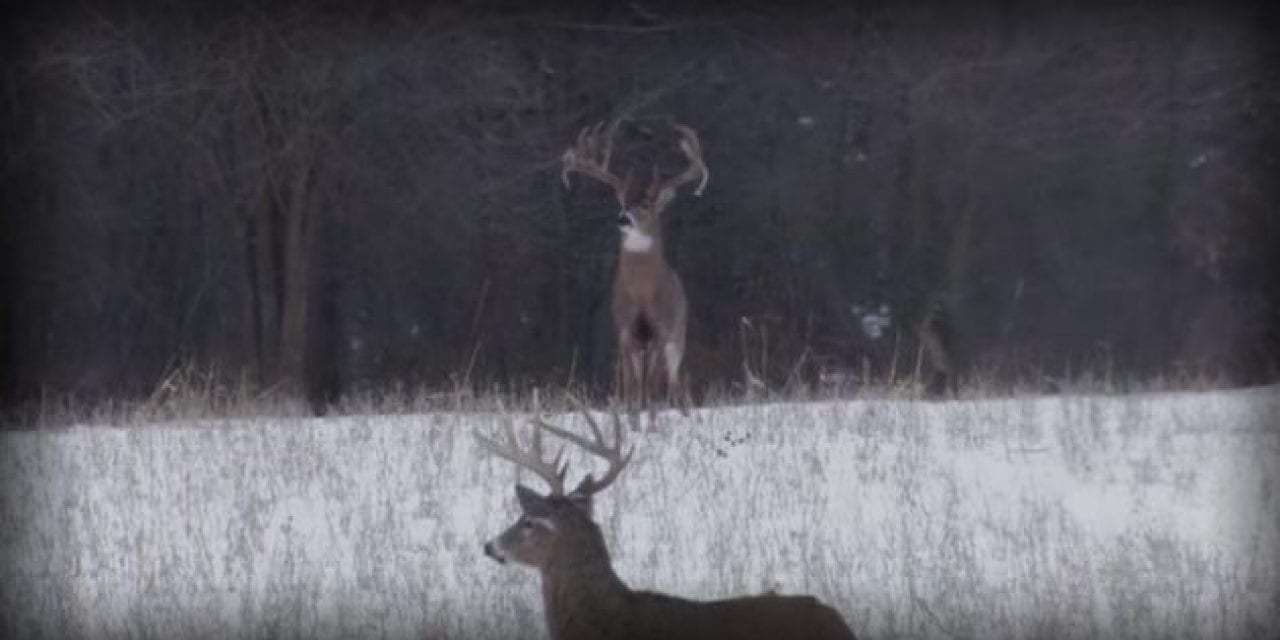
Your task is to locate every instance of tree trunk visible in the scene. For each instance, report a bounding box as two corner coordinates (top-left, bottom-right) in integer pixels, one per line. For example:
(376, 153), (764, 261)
(275, 147), (320, 396)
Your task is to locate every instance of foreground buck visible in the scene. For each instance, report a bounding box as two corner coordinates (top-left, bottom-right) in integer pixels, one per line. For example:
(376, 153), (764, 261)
(561, 121), (708, 417)
(477, 404), (858, 640)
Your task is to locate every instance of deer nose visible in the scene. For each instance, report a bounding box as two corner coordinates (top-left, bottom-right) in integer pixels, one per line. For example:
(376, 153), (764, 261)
(483, 542), (506, 564)
(617, 213), (632, 227)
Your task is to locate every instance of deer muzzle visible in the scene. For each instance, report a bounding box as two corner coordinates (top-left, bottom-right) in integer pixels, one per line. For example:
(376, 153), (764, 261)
(483, 541), (507, 564)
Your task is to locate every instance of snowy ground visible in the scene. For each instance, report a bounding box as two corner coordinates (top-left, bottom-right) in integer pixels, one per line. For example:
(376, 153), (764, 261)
(1, 387), (1277, 639)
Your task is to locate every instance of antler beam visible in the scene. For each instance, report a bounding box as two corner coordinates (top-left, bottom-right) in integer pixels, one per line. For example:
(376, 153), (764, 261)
(475, 419), (568, 496)
(532, 396), (634, 497)
(479, 396), (634, 499)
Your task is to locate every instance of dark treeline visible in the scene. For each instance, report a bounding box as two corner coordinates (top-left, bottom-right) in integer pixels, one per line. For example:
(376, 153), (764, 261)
(2, 2), (1277, 409)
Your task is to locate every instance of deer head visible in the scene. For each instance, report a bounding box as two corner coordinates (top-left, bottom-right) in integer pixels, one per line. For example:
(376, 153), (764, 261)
(478, 401), (634, 571)
(561, 121), (709, 254)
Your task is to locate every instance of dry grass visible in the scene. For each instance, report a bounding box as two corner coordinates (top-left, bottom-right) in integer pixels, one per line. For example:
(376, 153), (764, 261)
(3, 356), (1250, 431)
(1, 386), (1274, 639)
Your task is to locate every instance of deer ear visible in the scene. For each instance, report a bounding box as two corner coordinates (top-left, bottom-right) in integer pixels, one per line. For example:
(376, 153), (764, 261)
(516, 484), (550, 516)
(566, 490), (594, 517)
(566, 476), (595, 516)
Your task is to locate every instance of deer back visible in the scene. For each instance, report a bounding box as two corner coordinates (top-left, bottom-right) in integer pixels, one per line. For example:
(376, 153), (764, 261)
(557, 591), (855, 640)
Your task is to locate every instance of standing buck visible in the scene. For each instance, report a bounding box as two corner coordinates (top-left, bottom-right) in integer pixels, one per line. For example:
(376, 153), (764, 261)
(561, 121), (708, 418)
(477, 403), (858, 640)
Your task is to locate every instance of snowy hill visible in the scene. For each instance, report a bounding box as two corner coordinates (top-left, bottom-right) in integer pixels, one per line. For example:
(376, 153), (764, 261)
(2, 387), (1277, 639)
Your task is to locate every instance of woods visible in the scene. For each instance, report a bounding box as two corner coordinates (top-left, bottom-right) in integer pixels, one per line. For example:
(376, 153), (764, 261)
(2, 3), (1276, 409)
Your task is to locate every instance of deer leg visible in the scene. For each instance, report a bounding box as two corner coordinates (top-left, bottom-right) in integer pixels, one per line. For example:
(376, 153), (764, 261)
(625, 345), (646, 415)
(640, 344), (656, 424)
(614, 350), (624, 407)
(663, 341), (690, 417)
(617, 334), (635, 413)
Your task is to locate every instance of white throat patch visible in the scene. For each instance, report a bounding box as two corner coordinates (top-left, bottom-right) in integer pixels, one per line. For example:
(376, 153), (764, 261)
(621, 227), (654, 253)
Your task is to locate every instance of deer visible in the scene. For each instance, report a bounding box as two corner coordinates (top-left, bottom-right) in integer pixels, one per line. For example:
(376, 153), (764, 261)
(477, 401), (859, 640)
(561, 120), (708, 419)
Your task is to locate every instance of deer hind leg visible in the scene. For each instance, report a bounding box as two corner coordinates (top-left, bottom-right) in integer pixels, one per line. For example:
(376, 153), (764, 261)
(614, 349), (624, 407)
(643, 346), (657, 424)
(618, 340), (640, 413)
(621, 344), (651, 417)
(663, 340), (690, 417)
(616, 334), (632, 411)
(624, 317), (657, 420)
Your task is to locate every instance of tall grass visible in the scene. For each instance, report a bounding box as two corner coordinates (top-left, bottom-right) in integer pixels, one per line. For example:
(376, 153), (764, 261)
(3, 357), (1248, 431)
(0, 386), (1275, 639)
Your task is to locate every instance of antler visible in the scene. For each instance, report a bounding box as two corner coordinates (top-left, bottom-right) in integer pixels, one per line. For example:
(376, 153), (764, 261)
(647, 123), (709, 200)
(478, 397), (635, 498)
(532, 396), (634, 497)
(561, 120), (628, 198)
(475, 418), (568, 496)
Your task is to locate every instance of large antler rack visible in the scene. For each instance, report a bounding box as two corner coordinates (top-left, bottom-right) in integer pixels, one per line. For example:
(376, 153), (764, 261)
(476, 395), (634, 498)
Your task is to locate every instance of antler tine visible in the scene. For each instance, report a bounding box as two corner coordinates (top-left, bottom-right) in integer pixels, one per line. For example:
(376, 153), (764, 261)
(585, 121), (606, 170)
(532, 397), (634, 497)
(588, 122), (605, 153)
(561, 125), (590, 188)
(665, 124), (710, 197)
(567, 393), (605, 444)
(600, 119), (623, 169)
(475, 419), (568, 496)
(587, 404), (634, 494)
(561, 120), (626, 193)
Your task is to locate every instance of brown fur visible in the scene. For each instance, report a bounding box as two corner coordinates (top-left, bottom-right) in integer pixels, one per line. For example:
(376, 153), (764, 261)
(487, 491), (858, 640)
(562, 122), (707, 419)
(612, 213), (689, 417)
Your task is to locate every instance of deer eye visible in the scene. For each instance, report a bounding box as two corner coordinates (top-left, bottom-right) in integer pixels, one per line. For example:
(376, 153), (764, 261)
(521, 519), (536, 530)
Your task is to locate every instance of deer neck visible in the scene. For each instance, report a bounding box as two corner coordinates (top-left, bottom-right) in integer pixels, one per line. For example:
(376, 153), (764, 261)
(540, 537), (630, 640)
(619, 225), (662, 256)
(617, 230), (670, 285)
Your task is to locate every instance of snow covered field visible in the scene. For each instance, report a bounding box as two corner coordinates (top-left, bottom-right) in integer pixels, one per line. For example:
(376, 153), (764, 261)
(2, 387), (1277, 639)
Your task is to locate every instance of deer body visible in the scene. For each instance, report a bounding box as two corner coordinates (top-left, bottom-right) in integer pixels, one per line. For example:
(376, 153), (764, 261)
(612, 232), (687, 413)
(477, 405), (858, 640)
(562, 122), (707, 417)
(535, 502), (855, 640)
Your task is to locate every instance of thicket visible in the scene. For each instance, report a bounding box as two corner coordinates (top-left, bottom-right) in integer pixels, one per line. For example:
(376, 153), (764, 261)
(3, 3), (1275, 411)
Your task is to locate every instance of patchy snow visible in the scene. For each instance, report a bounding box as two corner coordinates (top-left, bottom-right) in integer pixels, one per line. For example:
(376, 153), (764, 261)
(1, 387), (1276, 639)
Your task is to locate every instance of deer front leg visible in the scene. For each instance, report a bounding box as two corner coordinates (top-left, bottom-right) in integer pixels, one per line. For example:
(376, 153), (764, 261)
(642, 346), (660, 425)
(662, 340), (690, 417)
(638, 345), (654, 423)
(617, 334), (644, 415)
